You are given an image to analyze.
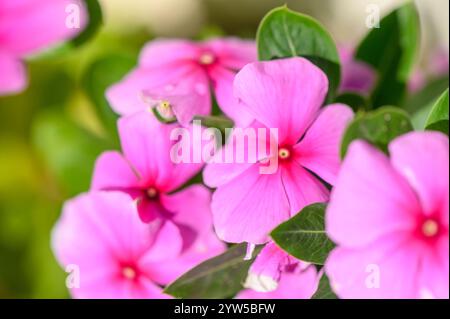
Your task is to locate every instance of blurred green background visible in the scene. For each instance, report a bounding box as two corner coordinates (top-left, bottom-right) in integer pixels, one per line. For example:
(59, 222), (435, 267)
(0, 0), (448, 298)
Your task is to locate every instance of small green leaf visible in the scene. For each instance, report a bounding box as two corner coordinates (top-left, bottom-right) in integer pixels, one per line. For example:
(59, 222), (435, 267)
(356, 3), (420, 108)
(271, 203), (334, 265)
(312, 273), (337, 299)
(425, 88), (449, 135)
(257, 6), (340, 98)
(340, 106), (414, 158)
(164, 244), (260, 299)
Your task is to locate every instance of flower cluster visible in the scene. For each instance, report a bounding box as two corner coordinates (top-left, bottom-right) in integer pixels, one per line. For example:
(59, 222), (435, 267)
(3, 1), (447, 299)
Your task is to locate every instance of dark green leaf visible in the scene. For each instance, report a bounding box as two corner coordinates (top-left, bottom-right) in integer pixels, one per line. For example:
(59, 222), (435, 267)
(340, 106), (414, 158)
(271, 203), (334, 265)
(70, 0), (103, 47)
(356, 3), (420, 108)
(335, 93), (368, 112)
(257, 6), (340, 99)
(425, 88), (449, 135)
(164, 244), (260, 299)
(312, 273), (337, 299)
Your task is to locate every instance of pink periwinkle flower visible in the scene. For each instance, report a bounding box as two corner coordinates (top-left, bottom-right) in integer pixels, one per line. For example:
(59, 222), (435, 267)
(52, 191), (223, 298)
(91, 110), (223, 254)
(325, 131), (449, 299)
(204, 57), (354, 245)
(106, 38), (256, 126)
(338, 45), (376, 95)
(0, 0), (87, 95)
(237, 243), (319, 299)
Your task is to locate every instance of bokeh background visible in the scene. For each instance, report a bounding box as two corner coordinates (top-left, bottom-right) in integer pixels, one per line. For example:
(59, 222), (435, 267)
(0, 0), (448, 298)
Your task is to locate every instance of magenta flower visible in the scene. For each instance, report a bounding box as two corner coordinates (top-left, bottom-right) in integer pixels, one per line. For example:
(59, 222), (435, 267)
(338, 45), (376, 95)
(237, 243), (319, 299)
(92, 110), (205, 224)
(204, 57), (354, 244)
(325, 132), (449, 299)
(52, 191), (223, 298)
(0, 0), (87, 95)
(106, 38), (256, 126)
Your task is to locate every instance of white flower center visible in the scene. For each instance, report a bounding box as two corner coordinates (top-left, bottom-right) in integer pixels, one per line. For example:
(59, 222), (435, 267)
(199, 52), (215, 65)
(122, 267), (136, 280)
(278, 148), (291, 159)
(422, 219), (439, 237)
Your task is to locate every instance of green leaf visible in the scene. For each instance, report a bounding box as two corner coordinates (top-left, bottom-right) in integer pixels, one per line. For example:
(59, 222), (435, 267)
(425, 88), (449, 135)
(356, 3), (420, 108)
(82, 53), (137, 144)
(70, 0), (103, 47)
(164, 244), (260, 299)
(340, 106), (414, 158)
(312, 274), (337, 299)
(257, 6), (340, 99)
(335, 93), (368, 112)
(31, 112), (109, 197)
(271, 203), (334, 265)
(405, 76), (449, 115)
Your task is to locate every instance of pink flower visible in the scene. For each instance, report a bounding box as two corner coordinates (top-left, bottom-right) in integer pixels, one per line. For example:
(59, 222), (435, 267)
(237, 243), (319, 299)
(325, 131), (449, 299)
(106, 38), (256, 126)
(52, 191), (223, 298)
(92, 110), (203, 224)
(204, 57), (354, 244)
(0, 0), (87, 95)
(338, 45), (376, 95)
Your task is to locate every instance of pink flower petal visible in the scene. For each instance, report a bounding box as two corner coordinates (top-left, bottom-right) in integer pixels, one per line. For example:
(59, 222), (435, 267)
(118, 111), (203, 192)
(233, 57), (328, 144)
(203, 121), (278, 188)
(161, 184), (213, 237)
(326, 141), (421, 248)
(0, 49), (27, 95)
(388, 131), (449, 217)
(294, 104), (354, 185)
(0, 0), (87, 55)
(211, 165), (290, 244)
(91, 151), (139, 190)
(52, 191), (175, 298)
(417, 236), (449, 299)
(139, 39), (201, 69)
(325, 234), (420, 299)
(206, 38), (256, 70)
(244, 242), (294, 292)
(238, 266), (319, 299)
(281, 162), (329, 215)
(106, 67), (187, 116)
(208, 65), (254, 126)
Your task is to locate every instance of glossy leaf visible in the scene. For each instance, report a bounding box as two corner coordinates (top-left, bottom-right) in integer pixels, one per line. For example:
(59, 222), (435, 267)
(425, 88), (449, 135)
(257, 6), (340, 98)
(312, 273), (338, 299)
(356, 3), (420, 108)
(340, 106), (414, 158)
(271, 203), (334, 265)
(164, 244), (260, 299)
